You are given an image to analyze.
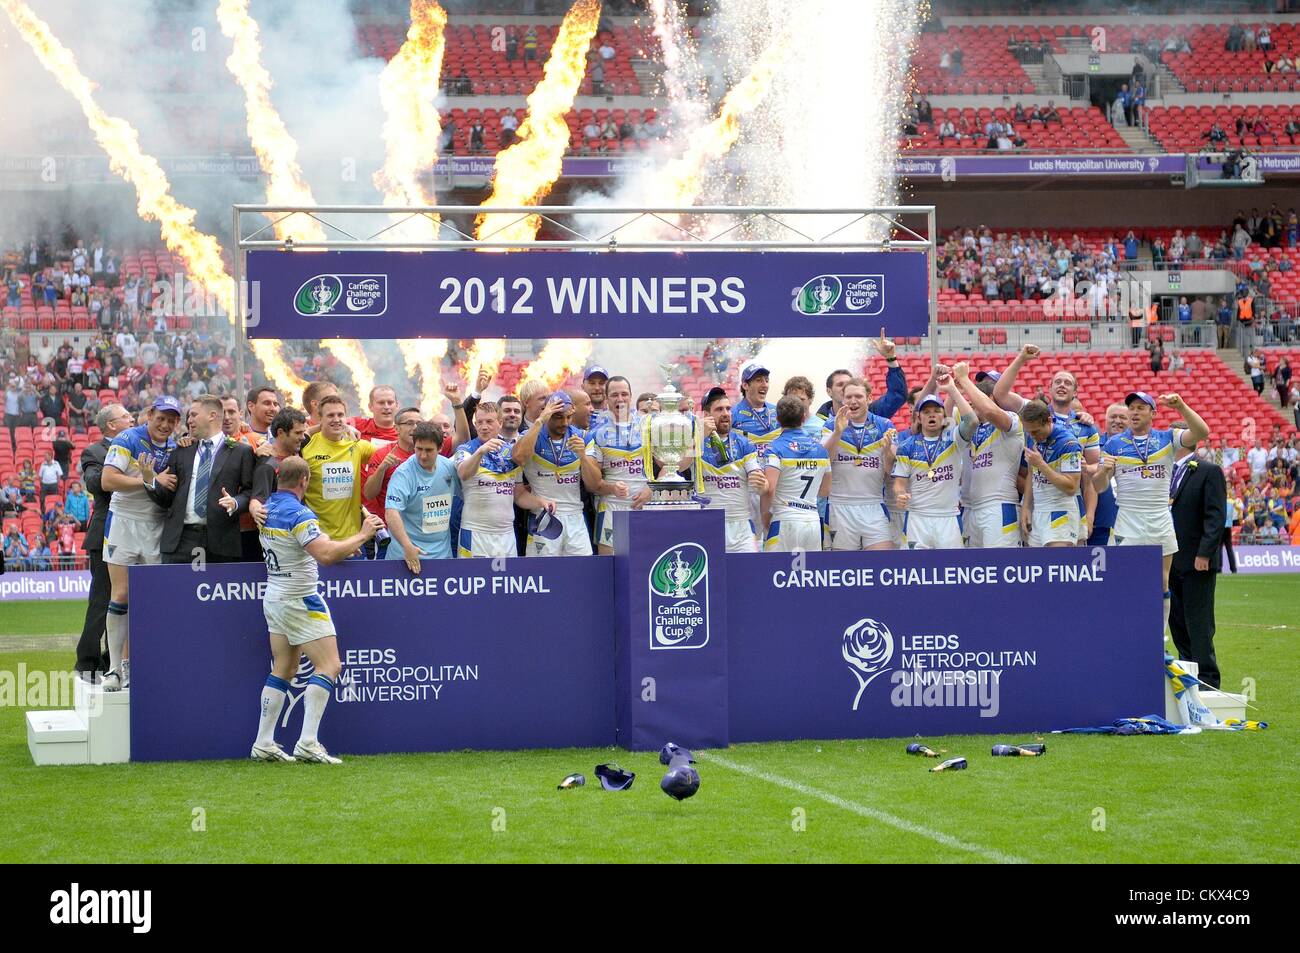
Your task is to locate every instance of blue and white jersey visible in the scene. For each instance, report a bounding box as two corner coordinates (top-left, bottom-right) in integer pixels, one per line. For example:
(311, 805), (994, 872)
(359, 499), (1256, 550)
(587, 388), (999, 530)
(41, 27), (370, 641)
(822, 412), (895, 505)
(385, 454), (460, 559)
(586, 414), (648, 498)
(962, 413), (1025, 507)
(892, 424), (970, 516)
(522, 425), (586, 514)
(1027, 424), (1083, 512)
(260, 491), (324, 599)
(731, 399), (781, 447)
(700, 431), (761, 522)
(453, 438), (522, 533)
(1102, 428), (1178, 514)
(764, 429), (829, 522)
(104, 424), (175, 522)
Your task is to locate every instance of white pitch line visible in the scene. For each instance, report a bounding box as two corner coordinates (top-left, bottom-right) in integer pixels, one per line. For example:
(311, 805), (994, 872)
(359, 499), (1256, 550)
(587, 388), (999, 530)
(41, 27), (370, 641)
(697, 751), (1028, 864)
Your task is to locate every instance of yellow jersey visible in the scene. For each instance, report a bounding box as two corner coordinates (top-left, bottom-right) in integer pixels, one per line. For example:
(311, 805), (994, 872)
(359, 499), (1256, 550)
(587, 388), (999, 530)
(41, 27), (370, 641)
(301, 432), (377, 540)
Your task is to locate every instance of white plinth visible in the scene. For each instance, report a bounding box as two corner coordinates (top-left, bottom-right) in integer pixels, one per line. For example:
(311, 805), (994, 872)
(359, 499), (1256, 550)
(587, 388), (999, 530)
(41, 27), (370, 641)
(75, 678), (131, 764)
(26, 709), (89, 766)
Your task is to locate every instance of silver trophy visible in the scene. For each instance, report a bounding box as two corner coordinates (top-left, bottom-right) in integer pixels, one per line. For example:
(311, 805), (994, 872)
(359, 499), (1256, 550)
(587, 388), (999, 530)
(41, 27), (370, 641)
(645, 366), (701, 508)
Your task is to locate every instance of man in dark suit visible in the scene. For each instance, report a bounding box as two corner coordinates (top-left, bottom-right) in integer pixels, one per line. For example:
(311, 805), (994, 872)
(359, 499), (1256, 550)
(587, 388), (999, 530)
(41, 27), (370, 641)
(149, 395), (255, 564)
(75, 402), (134, 678)
(1169, 433), (1226, 689)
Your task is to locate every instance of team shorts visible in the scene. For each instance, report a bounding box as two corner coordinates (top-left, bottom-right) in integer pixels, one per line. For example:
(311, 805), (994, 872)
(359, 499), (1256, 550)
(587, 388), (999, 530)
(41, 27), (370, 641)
(965, 501), (1022, 548)
(725, 518), (758, 553)
(594, 502), (630, 549)
(527, 511), (593, 556)
(264, 593), (336, 646)
(1030, 506), (1079, 547)
(1112, 510), (1179, 556)
(763, 518), (822, 552)
(902, 512), (964, 550)
(457, 527), (516, 558)
(828, 502), (894, 550)
(884, 505), (905, 547)
(103, 511), (162, 566)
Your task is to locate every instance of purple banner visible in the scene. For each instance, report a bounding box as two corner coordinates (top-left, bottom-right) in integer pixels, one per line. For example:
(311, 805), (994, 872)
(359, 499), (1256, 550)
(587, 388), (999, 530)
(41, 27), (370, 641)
(245, 250), (931, 340)
(0, 570), (91, 601)
(613, 509), (729, 751)
(1225, 545), (1300, 574)
(129, 558), (616, 761)
(727, 546), (1165, 739)
(899, 153), (1185, 178)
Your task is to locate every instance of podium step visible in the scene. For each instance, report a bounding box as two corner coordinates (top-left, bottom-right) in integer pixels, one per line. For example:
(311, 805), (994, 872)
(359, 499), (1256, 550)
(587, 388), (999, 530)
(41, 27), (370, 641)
(27, 710), (89, 765)
(75, 678), (131, 764)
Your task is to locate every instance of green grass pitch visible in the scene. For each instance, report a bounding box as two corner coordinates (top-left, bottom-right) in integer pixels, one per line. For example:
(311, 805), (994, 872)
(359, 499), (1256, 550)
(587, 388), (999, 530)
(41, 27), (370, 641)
(1, 576), (1296, 863)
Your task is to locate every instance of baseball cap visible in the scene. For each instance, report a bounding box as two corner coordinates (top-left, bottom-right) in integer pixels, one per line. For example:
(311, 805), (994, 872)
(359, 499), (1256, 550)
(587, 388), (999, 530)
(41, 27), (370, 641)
(151, 395), (182, 415)
(531, 510), (564, 541)
(582, 365), (609, 381)
(974, 370), (1001, 383)
(547, 391), (573, 410)
(740, 362), (770, 384)
(594, 763), (635, 791)
(1124, 391), (1157, 409)
(915, 394), (945, 412)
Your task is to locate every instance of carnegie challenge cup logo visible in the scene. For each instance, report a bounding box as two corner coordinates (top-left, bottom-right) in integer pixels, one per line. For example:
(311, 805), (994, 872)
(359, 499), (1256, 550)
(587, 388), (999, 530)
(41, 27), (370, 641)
(294, 274), (388, 316)
(793, 274), (885, 316)
(648, 544), (709, 650)
(843, 618), (895, 710)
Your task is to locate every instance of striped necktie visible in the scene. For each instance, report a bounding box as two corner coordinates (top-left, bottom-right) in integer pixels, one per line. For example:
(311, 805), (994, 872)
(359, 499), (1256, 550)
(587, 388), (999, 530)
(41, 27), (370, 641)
(195, 440), (212, 516)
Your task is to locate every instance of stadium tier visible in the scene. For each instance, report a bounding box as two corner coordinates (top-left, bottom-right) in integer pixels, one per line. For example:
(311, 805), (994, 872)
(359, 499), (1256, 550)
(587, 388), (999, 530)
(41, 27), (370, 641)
(910, 27), (1038, 95)
(905, 106), (1127, 151)
(1146, 104), (1300, 153)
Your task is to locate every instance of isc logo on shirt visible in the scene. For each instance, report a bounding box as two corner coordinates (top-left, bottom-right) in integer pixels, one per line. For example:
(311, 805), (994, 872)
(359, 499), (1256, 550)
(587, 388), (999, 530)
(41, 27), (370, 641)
(647, 543), (709, 650)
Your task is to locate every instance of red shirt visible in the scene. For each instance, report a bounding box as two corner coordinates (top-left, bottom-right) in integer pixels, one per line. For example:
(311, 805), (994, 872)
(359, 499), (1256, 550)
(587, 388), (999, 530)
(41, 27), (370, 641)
(361, 443), (413, 519)
(350, 417), (398, 447)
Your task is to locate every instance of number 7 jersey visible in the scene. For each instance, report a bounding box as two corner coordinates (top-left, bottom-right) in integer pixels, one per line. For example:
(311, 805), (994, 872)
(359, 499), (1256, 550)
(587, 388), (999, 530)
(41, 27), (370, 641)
(763, 429), (829, 521)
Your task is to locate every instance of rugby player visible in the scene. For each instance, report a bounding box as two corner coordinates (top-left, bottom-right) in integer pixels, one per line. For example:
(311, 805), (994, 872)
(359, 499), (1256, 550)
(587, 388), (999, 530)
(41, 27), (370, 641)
(891, 376), (976, 550)
(952, 363), (1025, 548)
(583, 366), (609, 415)
(993, 345), (1102, 543)
(814, 330), (908, 423)
(582, 375), (650, 554)
(244, 386), (281, 444)
(99, 395), (182, 691)
(250, 456), (384, 764)
(821, 377), (897, 551)
(731, 363), (780, 447)
(512, 393), (591, 556)
(251, 408), (308, 506)
(301, 395), (377, 546)
(762, 395), (831, 551)
(360, 406), (422, 558)
(349, 385), (399, 447)
(455, 401), (550, 558)
(1090, 402), (1129, 546)
(1020, 400), (1084, 548)
(695, 388), (766, 553)
(1094, 391), (1209, 634)
(385, 423), (461, 569)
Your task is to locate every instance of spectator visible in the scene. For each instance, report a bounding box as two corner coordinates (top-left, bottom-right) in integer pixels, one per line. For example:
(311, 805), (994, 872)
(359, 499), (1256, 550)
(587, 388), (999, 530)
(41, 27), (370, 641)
(1, 476), (23, 515)
(590, 56), (605, 95)
(505, 28), (518, 61)
(599, 39), (615, 62)
(39, 384), (63, 425)
(601, 117), (619, 140)
(65, 480), (89, 530)
(1231, 223), (1251, 260)
(916, 97), (932, 125)
(523, 26), (538, 61)
(937, 117), (960, 142)
(468, 120), (485, 154)
(37, 451), (63, 508)
(499, 111), (519, 148)
(1276, 356), (1293, 407)
(55, 513), (78, 569)
(1247, 350), (1265, 394)
(1258, 26), (1272, 52)
(1043, 101), (1061, 123)
(583, 118), (600, 141)
(1247, 439), (1268, 478)
(30, 537), (52, 571)
(67, 383), (89, 431)
(1147, 337), (1165, 374)
(17, 461), (37, 501)
(52, 428), (74, 475)
(19, 381), (39, 426)
(4, 527), (30, 570)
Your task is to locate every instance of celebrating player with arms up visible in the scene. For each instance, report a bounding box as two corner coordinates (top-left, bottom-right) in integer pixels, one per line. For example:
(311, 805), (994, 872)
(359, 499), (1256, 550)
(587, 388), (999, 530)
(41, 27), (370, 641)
(512, 393), (590, 556)
(762, 396), (831, 552)
(693, 388), (766, 553)
(821, 378), (897, 551)
(453, 403), (544, 559)
(251, 456), (383, 764)
(891, 374), (977, 550)
(951, 364), (1026, 548)
(1094, 392), (1209, 635)
(1019, 400), (1083, 548)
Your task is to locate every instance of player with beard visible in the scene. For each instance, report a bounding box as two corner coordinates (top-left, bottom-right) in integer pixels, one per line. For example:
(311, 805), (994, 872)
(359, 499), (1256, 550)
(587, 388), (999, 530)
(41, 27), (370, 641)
(952, 364), (1026, 548)
(821, 378), (897, 551)
(694, 388), (766, 553)
(512, 393), (588, 556)
(582, 376), (650, 554)
(993, 345), (1101, 543)
(891, 375), (977, 550)
(582, 366), (609, 418)
(359, 406), (422, 557)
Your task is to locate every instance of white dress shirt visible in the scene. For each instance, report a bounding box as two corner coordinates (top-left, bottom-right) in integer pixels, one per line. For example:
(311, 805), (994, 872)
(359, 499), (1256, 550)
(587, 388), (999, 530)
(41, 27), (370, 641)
(185, 434), (223, 525)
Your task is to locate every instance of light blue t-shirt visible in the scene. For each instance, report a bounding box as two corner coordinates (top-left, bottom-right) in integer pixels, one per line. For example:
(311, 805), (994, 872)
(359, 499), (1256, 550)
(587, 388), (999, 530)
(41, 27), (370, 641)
(384, 454), (461, 559)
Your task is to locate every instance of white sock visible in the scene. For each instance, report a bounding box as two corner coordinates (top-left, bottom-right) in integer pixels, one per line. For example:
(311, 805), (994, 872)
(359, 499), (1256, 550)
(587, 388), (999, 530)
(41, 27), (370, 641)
(1163, 591), (1171, 640)
(298, 674), (333, 746)
(256, 675), (289, 747)
(106, 602), (128, 674)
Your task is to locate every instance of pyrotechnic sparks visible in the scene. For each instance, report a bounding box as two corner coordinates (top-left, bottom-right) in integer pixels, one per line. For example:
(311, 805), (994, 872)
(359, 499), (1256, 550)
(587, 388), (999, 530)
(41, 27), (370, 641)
(398, 339), (450, 416)
(520, 340), (592, 390)
(475, 0), (601, 244)
(646, 0), (706, 134)
(217, 0), (326, 244)
(322, 340), (377, 405)
(375, 0), (447, 242)
(250, 340), (309, 398)
(0, 0), (233, 315)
